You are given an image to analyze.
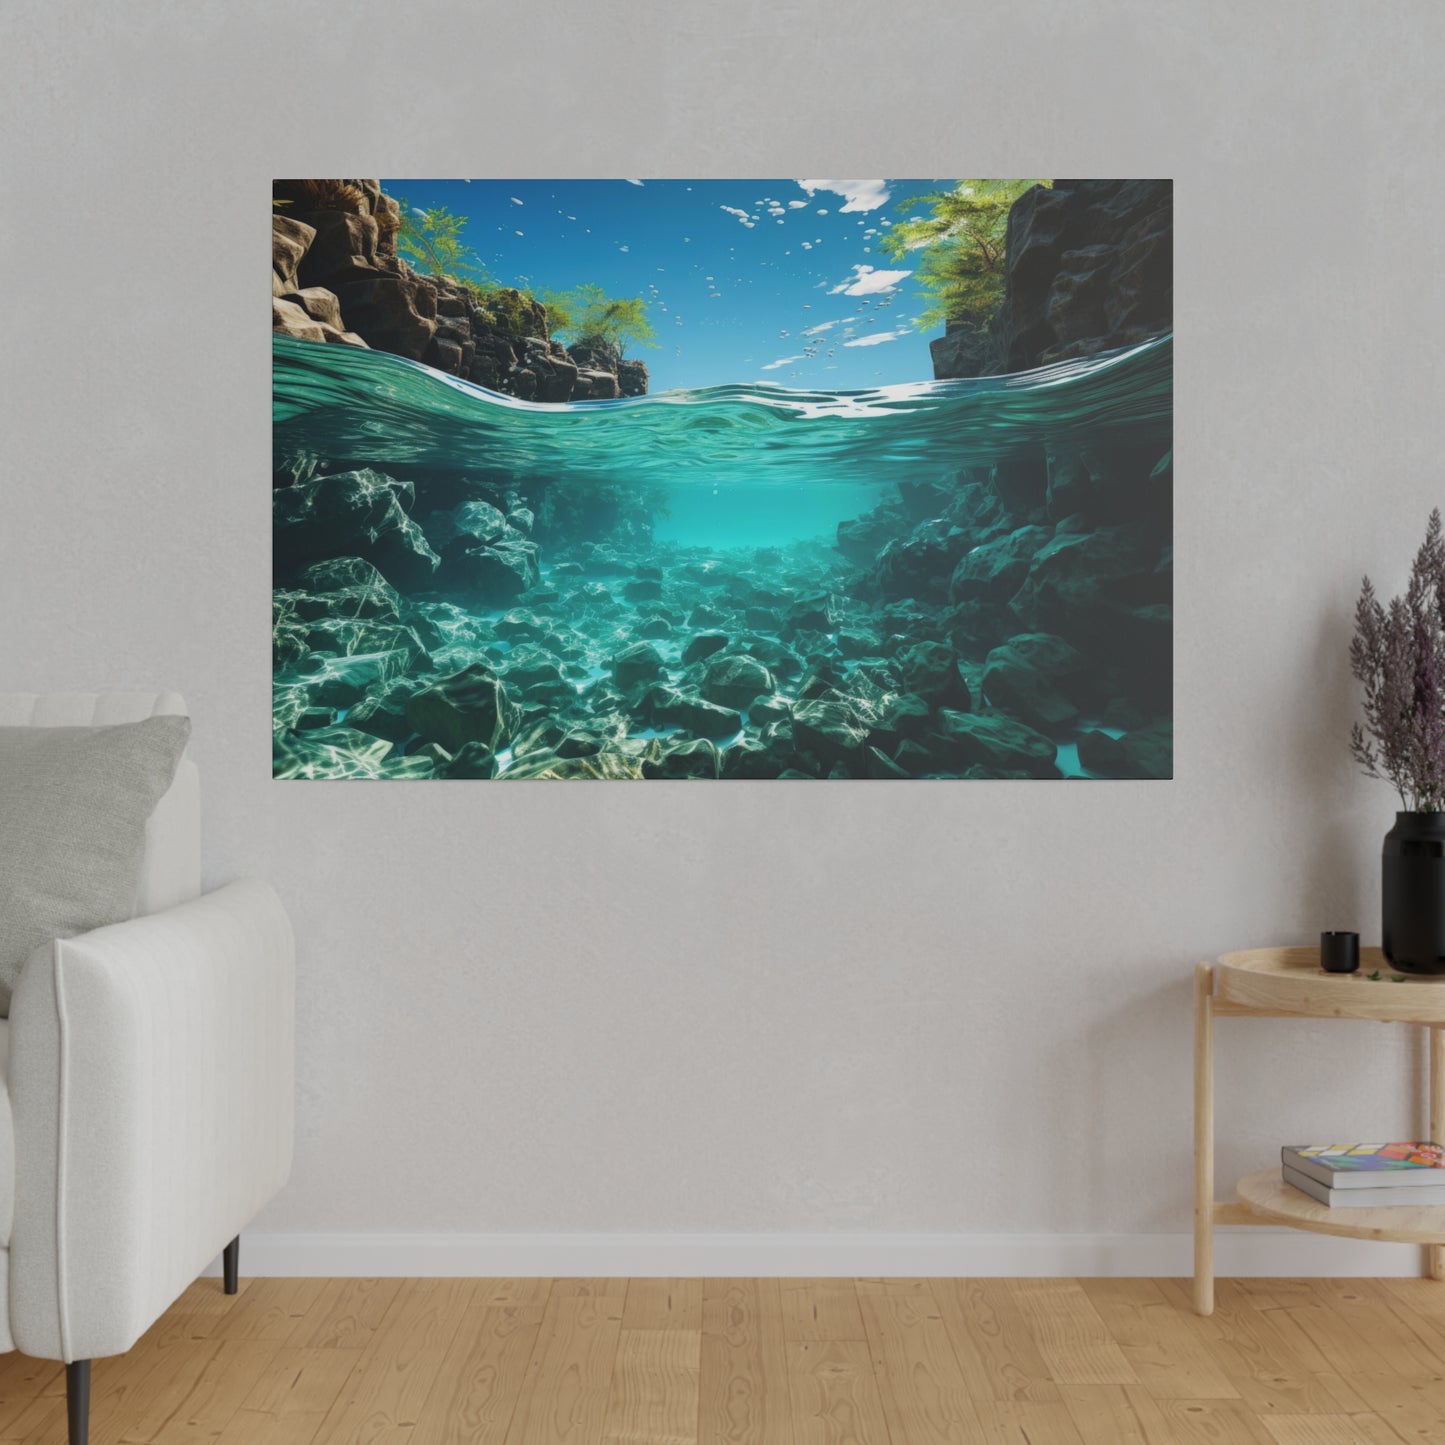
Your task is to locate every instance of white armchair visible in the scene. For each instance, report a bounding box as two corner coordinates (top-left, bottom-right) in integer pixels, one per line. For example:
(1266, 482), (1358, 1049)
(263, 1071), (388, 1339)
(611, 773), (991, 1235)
(0, 693), (294, 1445)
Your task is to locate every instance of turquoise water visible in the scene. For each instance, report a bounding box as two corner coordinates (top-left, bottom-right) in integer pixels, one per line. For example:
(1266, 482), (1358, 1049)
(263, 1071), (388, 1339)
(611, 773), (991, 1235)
(273, 334), (1172, 780)
(273, 332), (1172, 490)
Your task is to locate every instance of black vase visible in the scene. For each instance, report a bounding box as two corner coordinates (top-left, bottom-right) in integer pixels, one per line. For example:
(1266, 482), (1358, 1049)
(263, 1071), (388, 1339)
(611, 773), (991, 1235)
(1382, 812), (1445, 974)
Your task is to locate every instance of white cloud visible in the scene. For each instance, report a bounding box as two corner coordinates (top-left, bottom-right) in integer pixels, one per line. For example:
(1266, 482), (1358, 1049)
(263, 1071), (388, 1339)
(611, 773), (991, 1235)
(761, 354), (805, 371)
(843, 329), (907, 347)
(624, 179), (644, 186)
(719, 204), (756, 228)
(787, 199), (807, 209)
(796, 179), (891, 212)
(510, 196), (523, 206)
(803, 320), (840, 335)
(828, 264), (912, 297)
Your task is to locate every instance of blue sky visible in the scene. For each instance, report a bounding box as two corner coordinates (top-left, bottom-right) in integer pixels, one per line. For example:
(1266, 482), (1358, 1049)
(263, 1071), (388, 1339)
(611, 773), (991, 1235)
(378, 178), (948, 393)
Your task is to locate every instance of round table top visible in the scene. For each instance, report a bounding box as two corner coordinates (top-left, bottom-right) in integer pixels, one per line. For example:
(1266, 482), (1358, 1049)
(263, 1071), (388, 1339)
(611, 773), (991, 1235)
(1236, 1167), (1445, 1244)
(1216, 946), (1445, 1023)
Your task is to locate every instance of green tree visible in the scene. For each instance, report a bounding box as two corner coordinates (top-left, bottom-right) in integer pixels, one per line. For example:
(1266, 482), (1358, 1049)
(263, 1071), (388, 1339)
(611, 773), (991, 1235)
(393, 197), (494, 294)
(542, 283), (657, 355)
(881, 179), (1050, 331)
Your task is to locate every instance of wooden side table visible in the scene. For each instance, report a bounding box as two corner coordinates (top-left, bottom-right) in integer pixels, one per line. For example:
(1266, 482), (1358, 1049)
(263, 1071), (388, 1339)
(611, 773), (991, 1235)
(1193, 946), (1445, 1315)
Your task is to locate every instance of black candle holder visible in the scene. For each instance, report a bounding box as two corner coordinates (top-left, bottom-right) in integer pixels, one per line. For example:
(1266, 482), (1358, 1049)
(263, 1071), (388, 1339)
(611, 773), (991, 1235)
(1320, 931), (1360, 974)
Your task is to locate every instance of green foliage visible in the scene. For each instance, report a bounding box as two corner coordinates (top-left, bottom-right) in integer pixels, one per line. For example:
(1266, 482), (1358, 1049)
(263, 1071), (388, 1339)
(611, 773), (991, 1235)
(480, 287), (543, 340)
(386, 194), (654, 353)
(542, 283), (658, 355)
(880, 179), (1050, 332)
(393, 197), (493, 289)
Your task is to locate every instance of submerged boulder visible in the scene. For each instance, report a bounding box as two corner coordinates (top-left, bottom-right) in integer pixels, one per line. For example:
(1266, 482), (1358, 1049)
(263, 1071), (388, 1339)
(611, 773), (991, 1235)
(648, 687), (743, 739)
(435, 536), (540, 604)
(897, 641), (971, 712)
(612, 641), (667, 692)
(404, 663), (520, 754)
(681, 631), (729, 665)
(949, 525), (1052, 603)
(930, 710), (1059, 778)
(273, 469), (439, 590)
(792, 698), (871, 773)
(700, 653), (774, 711)
(981, 633), (1087, 730)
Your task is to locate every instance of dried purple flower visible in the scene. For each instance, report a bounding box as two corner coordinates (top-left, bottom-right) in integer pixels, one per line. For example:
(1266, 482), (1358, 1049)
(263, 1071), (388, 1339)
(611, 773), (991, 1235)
(1351, 509), (1445, 811)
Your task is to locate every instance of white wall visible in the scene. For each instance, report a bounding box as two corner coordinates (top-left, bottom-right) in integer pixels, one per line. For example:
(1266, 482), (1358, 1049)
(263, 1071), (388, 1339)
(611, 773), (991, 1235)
(3, 0), (1443, 1274)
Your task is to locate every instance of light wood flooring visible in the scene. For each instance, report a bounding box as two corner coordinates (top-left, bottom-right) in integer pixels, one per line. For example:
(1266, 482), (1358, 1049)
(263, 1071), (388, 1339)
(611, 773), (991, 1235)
(3, 1276), (1445, 1443)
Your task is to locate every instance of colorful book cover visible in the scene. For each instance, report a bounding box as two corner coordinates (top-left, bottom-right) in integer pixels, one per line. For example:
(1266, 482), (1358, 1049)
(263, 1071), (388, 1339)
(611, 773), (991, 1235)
(1286, 1143), (1445, 1172)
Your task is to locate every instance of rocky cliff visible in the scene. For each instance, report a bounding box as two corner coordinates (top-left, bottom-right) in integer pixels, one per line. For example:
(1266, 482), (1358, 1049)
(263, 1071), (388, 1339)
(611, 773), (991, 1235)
(932, 179), (1172, 379)
(271, 179), (647, 403)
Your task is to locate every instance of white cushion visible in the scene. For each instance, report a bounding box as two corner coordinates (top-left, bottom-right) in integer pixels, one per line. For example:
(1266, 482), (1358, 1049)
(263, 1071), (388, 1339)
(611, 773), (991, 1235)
(0, 694), (200, 916)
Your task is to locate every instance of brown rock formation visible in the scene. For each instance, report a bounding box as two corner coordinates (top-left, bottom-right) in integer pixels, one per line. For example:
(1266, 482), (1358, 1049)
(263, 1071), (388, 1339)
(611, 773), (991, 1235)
(271, 180), (650, 404)
(933, 179), (1172, 378)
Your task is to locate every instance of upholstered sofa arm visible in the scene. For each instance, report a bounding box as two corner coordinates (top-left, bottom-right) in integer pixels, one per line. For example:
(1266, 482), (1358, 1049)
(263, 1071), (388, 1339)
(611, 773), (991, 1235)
(6, 879), (294, 1361)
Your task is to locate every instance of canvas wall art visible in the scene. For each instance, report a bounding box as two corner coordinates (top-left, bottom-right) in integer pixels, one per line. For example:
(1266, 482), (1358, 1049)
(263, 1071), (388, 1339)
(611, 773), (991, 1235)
(272, 178), (1172, 780)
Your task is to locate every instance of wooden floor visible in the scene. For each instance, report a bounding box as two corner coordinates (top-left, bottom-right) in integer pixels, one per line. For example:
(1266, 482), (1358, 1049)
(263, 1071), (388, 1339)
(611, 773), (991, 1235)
(3, 1277), (1445, 1443)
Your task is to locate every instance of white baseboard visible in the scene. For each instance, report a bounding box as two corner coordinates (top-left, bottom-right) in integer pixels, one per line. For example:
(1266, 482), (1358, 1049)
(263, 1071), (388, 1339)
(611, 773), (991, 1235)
(204, 1229), (1430, 1278)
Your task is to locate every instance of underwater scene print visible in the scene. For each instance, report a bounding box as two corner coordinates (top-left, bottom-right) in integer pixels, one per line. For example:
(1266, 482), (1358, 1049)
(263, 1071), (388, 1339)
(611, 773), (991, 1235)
(273, 179), (1172, 780)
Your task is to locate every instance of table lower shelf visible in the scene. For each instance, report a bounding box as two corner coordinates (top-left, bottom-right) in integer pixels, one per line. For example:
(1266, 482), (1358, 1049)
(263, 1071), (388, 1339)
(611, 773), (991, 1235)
(1234, 1168), (1445, 1244)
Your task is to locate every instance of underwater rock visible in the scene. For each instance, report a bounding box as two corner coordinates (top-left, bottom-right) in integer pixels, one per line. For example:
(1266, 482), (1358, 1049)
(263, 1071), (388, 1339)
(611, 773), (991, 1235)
(612, 641), (667, 692)
(272, 216), (316, 293)
(647, 687), (743, 739)
(346, 681), (415, 742)
(641, 737), (723, 780)
(700, 653), (775, 711)
(445, 742), (500, 779)
(623, 577), (664, 602)
(897, 641), (971, 712)
(272, 724), (427, 781)
(792, 698), (871, 773)
(681, 631), (729, 665)
(866, 745), (911, 780)
(507, 507), (535, 536)
(836, 508), (905, 567)
(404, 663), (520, 755)
(435, 536), (540, 604)
(930, 710), (1060, 778)
(1121, 719), (1172, 779)
(868, 522), (971, 604)
(990, 448), (1049, 515)
(1077, 729), (1128, 777)
(294, 556), (401, 618)
(1008, 524), (1166, 645)
(873, 692), (933, 749)
(981, 633), (1087, 730)
(273, 469), (440, 590)
(783, 592), (838, 635)
(949, 525), (1052, 603)
(422, 499), (509, 551)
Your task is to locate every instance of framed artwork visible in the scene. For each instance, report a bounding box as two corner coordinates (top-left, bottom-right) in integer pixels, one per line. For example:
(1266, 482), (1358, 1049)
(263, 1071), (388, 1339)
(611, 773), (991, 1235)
(273, 178), (1171, 780)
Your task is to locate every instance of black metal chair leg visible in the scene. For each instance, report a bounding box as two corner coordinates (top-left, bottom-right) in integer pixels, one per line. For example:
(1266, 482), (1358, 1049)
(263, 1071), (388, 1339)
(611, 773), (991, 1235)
(66, 1360), (90, 1445)
(223, 1235), (240, 1295)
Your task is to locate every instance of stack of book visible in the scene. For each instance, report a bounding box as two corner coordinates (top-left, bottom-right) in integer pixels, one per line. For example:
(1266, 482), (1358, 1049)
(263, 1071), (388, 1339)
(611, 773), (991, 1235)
(1283, 1142), (1445, 1207)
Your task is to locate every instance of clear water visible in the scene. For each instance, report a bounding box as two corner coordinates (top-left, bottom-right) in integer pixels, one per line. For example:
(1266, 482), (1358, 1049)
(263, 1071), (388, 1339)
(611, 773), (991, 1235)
(273, 333), (1172, 780)
(274, 332), (1172, 487)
